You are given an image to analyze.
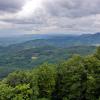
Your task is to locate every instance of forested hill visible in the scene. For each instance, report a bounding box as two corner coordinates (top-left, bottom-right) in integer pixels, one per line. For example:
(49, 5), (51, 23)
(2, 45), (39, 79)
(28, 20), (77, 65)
(0, 45), (96, 78)
(0, 47), (100, 100)
(0, 33), (100, 46)
(0, 33), (100, 78)
(0, 33), (100, 79)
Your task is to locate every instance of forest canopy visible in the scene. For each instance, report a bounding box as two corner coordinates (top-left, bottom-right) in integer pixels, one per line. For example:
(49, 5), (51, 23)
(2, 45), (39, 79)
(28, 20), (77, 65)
(0, 47), (100, 100)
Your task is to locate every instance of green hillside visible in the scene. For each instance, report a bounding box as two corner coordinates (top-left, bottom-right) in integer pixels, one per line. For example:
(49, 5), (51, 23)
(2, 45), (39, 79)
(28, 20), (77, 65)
(0, 47), (99, 100)
(0, 45), (96, 78)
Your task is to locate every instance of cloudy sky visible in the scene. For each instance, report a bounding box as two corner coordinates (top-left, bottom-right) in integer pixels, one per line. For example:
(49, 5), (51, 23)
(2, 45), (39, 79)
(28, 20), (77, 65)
(0, 0), (100, 36)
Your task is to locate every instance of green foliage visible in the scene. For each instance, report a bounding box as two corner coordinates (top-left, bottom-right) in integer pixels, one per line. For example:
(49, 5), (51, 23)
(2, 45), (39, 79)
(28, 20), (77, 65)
(4, 71), (32, 87)
(0, 45), (96, 78)
(53, 55), (85, 100)
(37, 63), (56, 98)
(0, 84), (14, 100)
(0, 47), (100, 100)
(13, 84), (33, 100)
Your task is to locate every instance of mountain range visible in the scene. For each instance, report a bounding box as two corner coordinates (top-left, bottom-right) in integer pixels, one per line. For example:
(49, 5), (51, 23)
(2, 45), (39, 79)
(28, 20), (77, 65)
(0, 32), (100, 46)
(0, 32), (100, 78)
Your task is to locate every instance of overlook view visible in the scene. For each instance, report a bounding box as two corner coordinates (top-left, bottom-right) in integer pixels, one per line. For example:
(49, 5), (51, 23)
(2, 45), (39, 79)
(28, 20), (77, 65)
(0, 0), (100, 100)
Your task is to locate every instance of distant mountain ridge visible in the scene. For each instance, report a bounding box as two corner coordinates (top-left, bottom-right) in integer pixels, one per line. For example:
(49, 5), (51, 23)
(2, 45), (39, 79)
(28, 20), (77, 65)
(15, 32), (100, 48)
(0, 32), (100, 46)
(0, 34), (51, 46)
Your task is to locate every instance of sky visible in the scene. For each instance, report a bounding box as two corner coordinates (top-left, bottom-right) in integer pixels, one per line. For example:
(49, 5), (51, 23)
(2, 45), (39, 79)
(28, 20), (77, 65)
(0, 0), (100, 36)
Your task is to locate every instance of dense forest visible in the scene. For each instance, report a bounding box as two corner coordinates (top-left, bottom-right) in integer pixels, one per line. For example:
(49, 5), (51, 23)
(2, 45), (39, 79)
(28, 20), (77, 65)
(0, 40), (96, 78)
(0, 47), (100, 100)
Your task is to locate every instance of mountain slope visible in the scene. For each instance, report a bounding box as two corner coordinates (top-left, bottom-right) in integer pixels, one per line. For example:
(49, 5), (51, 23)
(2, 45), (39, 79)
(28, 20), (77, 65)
(9, 32), (100, 48)
(0, 33), (100, 78)
(1, 32), (100, 47)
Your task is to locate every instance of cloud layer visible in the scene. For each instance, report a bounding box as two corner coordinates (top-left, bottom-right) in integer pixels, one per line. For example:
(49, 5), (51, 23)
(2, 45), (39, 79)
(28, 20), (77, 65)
(0, 0), (26, 13)
(0, 0), (100, 34)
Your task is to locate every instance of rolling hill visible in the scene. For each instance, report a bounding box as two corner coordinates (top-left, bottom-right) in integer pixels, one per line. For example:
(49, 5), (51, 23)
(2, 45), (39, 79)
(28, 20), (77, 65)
(0, 32), (100, 46)
(0, 32), (100, 78)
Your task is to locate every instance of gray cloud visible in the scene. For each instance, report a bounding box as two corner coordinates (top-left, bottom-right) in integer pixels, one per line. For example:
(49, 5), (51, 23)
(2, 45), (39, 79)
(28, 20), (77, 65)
(44, 0), (100, 17)
(0, 0), (100, 34)
(0, 0), (26, 13)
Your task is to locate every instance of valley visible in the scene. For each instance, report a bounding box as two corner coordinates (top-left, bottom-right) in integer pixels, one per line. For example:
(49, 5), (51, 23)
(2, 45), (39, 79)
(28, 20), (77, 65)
(0, 33), (99, 78)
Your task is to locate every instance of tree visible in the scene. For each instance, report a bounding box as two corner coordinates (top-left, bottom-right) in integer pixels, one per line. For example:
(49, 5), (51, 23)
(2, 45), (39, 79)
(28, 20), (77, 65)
(0, 84), (14, 100)
(53, 55), (85, 100)
(83, 55), (100, 100)
(37, 63), (56, 99)
(13, 84), (33, 100)
(4, 70), (32, 87)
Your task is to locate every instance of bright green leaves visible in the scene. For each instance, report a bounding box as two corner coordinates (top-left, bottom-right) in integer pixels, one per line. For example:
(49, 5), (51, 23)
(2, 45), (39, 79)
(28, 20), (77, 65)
(0, 84), (14, 100)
